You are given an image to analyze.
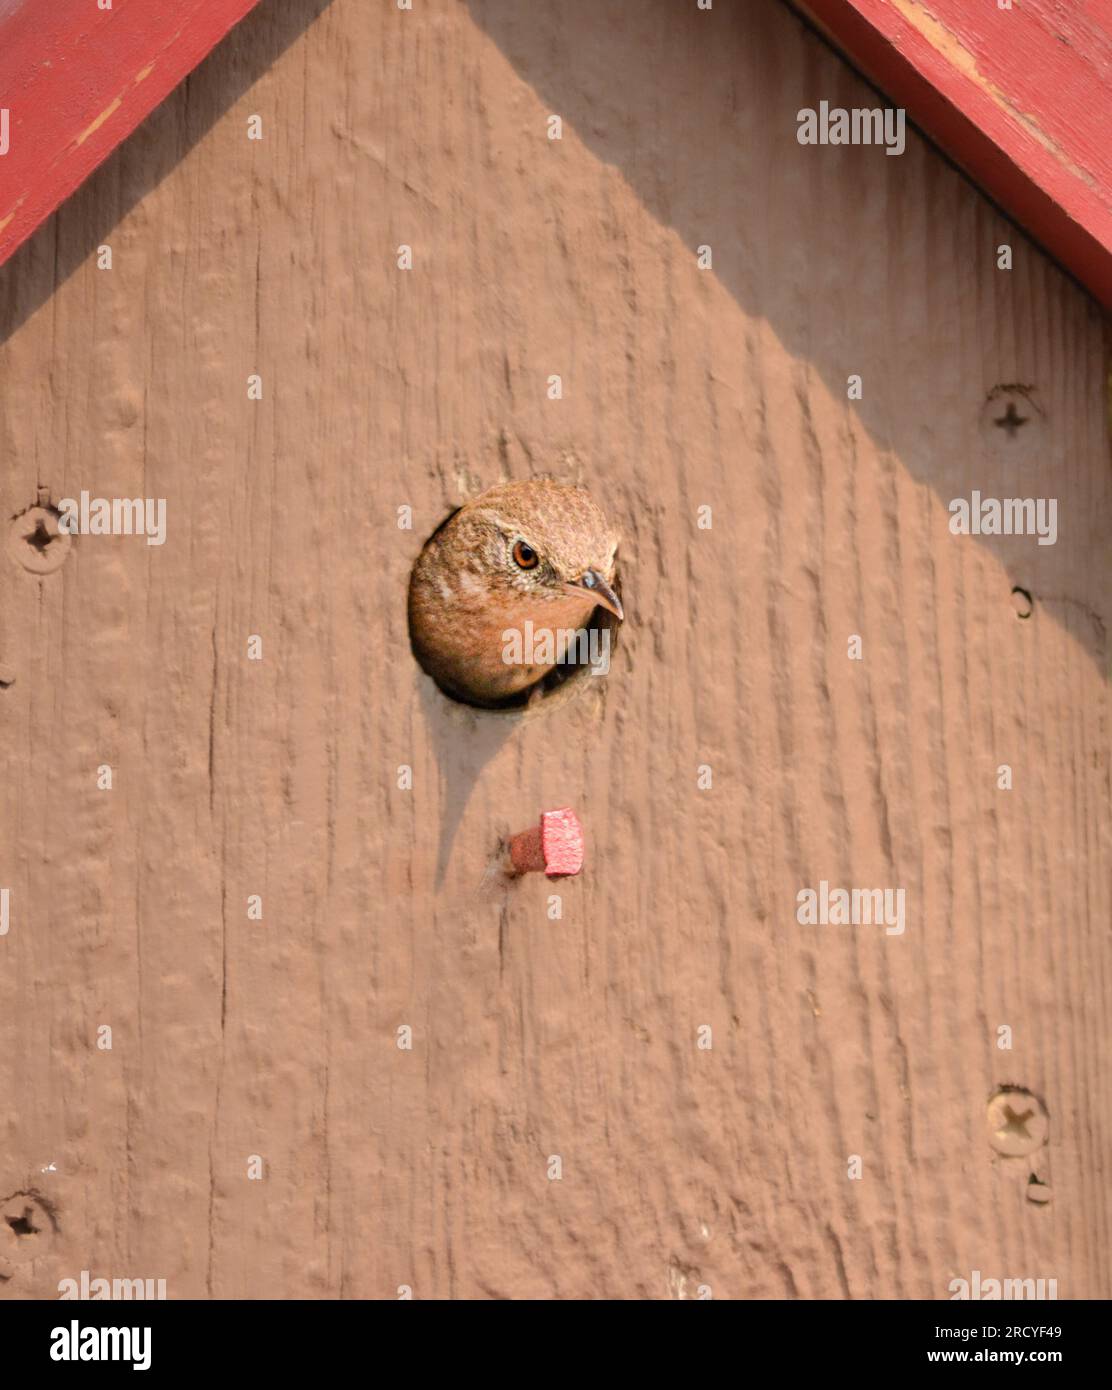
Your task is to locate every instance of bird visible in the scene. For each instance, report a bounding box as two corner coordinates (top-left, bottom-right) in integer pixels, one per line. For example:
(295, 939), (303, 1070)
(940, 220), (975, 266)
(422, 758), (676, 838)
(408, 479), (623, 707)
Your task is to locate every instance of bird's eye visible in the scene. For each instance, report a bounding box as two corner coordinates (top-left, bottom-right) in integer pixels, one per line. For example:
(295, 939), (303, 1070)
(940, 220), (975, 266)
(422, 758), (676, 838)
(512, 539), (539, 570)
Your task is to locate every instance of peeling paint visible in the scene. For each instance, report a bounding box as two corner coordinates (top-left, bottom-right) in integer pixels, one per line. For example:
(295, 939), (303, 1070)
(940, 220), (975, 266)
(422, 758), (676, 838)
(889, 0), (1098, 189)
(0, 191), (25, 233)
(74, 96), (123, 148)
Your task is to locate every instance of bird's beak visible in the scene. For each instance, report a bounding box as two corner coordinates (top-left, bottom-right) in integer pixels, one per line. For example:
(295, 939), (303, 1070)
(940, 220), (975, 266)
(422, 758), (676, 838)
(566, 569), (624, 621)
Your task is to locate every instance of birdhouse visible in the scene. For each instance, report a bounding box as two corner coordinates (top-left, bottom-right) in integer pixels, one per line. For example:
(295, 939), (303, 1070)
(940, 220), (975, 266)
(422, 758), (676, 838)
(0, 0), (1108, 1318)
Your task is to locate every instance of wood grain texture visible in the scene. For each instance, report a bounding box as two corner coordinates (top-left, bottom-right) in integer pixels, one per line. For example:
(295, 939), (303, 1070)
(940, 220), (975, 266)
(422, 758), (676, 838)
(0, 0), (1109, 1300)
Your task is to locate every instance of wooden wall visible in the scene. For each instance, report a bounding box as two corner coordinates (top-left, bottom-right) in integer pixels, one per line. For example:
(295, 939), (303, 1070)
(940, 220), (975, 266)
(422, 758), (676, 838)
(1, 0), (1108, 1298)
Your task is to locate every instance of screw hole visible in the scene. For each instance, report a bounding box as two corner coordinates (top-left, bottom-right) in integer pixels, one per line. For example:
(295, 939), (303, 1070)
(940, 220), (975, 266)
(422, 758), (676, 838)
(5, 1209), (37, 1237)
(1011, 586), (1033, 619)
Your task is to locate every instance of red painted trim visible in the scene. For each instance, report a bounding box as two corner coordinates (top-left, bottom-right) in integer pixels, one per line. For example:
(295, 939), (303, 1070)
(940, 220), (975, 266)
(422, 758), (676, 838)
(794, 0), (1112, 309)
(0, 0), (261, 268)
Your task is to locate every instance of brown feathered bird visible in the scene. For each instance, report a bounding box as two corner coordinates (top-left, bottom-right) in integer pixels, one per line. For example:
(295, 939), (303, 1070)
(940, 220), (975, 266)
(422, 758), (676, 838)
(408, 479), (623, 706)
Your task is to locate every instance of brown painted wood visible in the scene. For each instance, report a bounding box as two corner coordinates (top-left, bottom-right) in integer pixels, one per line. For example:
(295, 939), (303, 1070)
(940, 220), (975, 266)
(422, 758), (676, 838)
(0, 0), (1108, 1300)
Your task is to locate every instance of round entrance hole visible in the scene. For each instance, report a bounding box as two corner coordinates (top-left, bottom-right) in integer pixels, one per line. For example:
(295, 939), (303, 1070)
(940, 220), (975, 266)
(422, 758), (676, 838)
(407, 506), (623, 715)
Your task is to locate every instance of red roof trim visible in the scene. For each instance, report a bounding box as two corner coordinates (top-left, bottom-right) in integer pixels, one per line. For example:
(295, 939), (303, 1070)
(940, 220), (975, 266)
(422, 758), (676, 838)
(793, 0), (1112, 308)
(0, 0), (261, 269)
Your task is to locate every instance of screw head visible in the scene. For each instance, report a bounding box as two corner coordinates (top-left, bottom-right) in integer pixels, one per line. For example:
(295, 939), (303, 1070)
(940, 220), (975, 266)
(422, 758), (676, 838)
(986, 1086), (1048, 1157)
(979, 384), (1044, 457)
(0, 1191), (55, 1274)
(8, 506), (71, 575)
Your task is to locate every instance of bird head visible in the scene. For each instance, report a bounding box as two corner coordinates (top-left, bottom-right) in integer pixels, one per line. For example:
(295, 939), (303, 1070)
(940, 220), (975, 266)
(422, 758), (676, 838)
(454, 480), (623, 619)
